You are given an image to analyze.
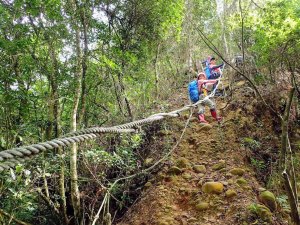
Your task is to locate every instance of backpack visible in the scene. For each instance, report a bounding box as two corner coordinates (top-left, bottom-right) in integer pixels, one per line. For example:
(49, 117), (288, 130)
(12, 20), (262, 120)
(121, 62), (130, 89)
(188, 80), (199, 103)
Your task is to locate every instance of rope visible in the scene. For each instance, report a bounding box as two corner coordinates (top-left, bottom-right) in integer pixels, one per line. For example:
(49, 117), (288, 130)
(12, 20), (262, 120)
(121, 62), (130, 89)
(0, 76), (224, 172)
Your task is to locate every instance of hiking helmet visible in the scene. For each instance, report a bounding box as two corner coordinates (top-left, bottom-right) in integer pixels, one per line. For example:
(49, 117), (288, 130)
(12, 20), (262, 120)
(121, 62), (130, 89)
(197, 72), (206, 79)
(210, 56), (216, 61)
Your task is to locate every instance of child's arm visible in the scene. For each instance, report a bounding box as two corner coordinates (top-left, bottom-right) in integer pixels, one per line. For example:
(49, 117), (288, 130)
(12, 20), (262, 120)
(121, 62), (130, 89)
(203, 79), (218, 84)
(210, 63), (224, 70)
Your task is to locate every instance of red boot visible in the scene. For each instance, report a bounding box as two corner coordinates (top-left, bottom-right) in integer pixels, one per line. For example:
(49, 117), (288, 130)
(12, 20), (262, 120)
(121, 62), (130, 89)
(198, 114), (208, 123)
(210, 109), (222, 122)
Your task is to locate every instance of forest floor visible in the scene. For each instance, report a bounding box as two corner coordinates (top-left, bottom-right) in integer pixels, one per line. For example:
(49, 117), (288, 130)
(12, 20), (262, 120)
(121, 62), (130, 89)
(117, 80), (290, 225)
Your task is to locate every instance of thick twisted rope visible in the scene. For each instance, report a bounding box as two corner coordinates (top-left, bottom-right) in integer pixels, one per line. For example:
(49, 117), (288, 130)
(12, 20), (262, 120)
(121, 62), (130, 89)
(0, 75), (224, 172)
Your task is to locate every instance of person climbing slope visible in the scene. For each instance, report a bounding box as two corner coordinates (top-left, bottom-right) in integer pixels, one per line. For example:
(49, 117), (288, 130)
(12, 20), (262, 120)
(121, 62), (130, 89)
(203, 56), (225, 96)
(208, 56), (224, 79)
(188, 72), (222, 124)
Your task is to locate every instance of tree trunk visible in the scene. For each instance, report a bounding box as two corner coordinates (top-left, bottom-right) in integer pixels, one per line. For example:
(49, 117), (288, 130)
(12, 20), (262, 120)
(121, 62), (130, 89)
(238, 0), (245, 75)
(154, 43), (160, 100)
(48, 40), (68, 225)
(79, 4), (89, 127)
(69, 0), (83, 222)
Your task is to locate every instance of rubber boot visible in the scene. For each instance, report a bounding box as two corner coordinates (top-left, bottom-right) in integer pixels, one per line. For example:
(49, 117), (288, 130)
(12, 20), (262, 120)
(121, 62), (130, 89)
(210, 109), (222, 122)
(198, 114), (208, 124)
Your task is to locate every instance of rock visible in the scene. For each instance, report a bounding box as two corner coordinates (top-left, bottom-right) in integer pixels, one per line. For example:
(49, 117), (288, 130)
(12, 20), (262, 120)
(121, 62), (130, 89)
(144, 182), (152, 187)
(193, 165), (206, 173)
(227, 179), (234, 185)
(144, 158), (153, 167)
(258, 187), (267, 192)
(221, 181), (228, 186)
(182, 173), (192, 180)
(167, 166), (182, 175)
(176, 157), (190, 168)
(229, 168), (245, 176)
(202, 182), (224, 194)
(198, 123), (213, 131)
(249, 203), (272, 222)
(225, 173), (233, 179)
(259, 190), (277, 211)
(225, 189), (237, 198)
(198, 173), (205, 177)
(195, 202), (210, 211)
(236, 80), (246, 87)
(212, 160), (226, 171)
(236, 178), (247, 186)
(219, 168), (227, 173)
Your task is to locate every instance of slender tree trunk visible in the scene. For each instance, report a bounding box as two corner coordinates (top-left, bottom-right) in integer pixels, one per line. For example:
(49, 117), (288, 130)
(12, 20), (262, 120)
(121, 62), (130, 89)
(222, 0), (229, 56)
(109, 71), (125, 116)
(12, 55), (27, 146)
(154, 43), (160, 100)
(79, 4), (89, 127)
(117, 71), (133, 121)
(69, 0), (83, 222)
(239, 0), (246, 75)
(48, 41), (68, 225)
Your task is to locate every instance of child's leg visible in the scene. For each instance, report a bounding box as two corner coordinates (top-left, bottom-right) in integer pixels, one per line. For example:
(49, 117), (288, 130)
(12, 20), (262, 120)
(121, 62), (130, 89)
(206, 99), (222, 121)
(197, 103), (207, 123)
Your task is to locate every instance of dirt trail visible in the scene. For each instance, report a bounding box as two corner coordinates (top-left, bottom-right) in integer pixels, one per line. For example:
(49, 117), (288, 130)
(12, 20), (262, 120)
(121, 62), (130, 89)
(117, 84), (288, 225)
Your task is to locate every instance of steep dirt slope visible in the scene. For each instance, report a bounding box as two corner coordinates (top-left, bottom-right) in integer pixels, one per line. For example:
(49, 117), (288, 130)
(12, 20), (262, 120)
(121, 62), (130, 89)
(117, 82), (289, 225)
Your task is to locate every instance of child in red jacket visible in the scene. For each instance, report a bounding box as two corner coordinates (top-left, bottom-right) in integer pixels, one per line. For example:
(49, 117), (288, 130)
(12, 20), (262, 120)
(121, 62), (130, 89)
(197, 72), (222, 123)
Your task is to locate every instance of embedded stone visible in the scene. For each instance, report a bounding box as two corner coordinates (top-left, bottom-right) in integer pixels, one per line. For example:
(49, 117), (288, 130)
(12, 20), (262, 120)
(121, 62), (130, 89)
(249, 204), (272, 222)
(236, 80), (246, 87)
(182, 173), (192, 180)
(236, 178), (247, 186)
(229, 168), (245, 176)
(144, 158), (154, 167)
(144, 182), (152, 187)
(195, 202), (209, 211)
(176, 157), (190, 168)
(219, 168), (227, 173)
(199, 123), (213, 131)
(202, 182), (224, 194)
(225, 189), (237, 198)
(193, 165), (206, 173)
(212, 160), (226, 171)
(198, 173), (205, 177)
(259, 190), (277, 211)
(167, 166), (182, 175)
